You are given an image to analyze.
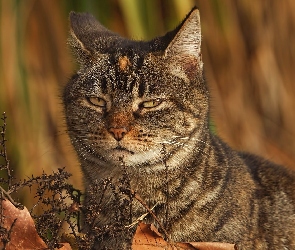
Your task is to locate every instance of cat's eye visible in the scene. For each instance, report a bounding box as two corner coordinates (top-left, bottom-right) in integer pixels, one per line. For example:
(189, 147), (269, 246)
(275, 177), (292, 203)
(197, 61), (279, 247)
(141, 99), (162, 109)
(87, 97), (107, 108)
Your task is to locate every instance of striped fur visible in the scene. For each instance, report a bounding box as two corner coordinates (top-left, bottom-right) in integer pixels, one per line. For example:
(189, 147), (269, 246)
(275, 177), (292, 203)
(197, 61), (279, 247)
(64, 8), (295, 249)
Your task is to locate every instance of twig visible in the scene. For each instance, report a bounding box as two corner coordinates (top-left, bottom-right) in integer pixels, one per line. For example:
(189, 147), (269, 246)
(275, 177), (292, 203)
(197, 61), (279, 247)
(119, 158), (134, 225)
(125, 202), (159, 229)
(162, 144), (170, 229)
(8, 168), (71, 194)
(1, 218), (17, 249)
(6, 218), (17, 246)
(0, 186), (23, 209)
(131, 190), (169, 241)
(0, 112), (13, 190)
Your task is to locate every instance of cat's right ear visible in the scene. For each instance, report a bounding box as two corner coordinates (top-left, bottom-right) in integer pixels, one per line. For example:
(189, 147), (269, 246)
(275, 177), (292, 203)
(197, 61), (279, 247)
(68, 12), (96, 66)
(68, 12), (113, 66)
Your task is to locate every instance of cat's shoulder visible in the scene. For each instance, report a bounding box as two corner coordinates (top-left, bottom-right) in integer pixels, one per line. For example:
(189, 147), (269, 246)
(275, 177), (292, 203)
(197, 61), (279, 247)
(238, 152), (295, 196)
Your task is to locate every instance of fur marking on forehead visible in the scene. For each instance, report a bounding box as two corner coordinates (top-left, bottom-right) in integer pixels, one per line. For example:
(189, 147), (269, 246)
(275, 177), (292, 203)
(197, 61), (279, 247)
(118, 56), (131, 72)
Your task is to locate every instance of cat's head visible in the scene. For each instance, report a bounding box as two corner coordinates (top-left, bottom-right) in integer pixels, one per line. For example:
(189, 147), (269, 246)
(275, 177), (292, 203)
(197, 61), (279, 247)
(64, 8), (209, 169)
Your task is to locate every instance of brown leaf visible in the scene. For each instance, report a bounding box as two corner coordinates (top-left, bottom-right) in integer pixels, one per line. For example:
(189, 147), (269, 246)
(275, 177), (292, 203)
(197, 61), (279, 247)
(0, 199), (48, 250)
(132, 223), (168, 249)
(132, 223), (236, 250)
(187, 242), (236, 250)
(58, 243), (73, 250)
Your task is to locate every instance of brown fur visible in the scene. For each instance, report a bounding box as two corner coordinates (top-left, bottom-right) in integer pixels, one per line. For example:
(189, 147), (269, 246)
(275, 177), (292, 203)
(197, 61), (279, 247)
(64, 8), (295, 249)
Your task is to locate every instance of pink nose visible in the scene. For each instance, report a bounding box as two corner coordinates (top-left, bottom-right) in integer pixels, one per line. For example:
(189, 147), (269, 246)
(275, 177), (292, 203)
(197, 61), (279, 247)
(108, 127), (128, 141)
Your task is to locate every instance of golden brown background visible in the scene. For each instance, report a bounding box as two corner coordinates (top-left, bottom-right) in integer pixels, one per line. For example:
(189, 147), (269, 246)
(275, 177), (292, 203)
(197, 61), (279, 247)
(1, 0), (295, 206)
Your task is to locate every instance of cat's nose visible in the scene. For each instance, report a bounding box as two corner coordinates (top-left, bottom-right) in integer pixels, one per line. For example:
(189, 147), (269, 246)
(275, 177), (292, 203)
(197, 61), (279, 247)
(108, 127), (128, 141)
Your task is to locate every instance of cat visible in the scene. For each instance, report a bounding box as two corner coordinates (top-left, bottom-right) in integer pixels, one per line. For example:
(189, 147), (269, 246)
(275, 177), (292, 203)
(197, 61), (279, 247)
(63, 7), (295, 249)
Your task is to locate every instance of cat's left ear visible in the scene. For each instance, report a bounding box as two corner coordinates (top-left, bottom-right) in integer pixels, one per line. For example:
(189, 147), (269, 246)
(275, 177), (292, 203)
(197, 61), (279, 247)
(164, 8), (203, 80)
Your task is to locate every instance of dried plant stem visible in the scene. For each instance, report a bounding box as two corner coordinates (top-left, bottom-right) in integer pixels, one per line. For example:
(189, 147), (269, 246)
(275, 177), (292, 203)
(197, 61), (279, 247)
(131, 190), (169, 241)
(0, 112), (13, 189)
(0, 186), (23, 209)
(162, 144), (170, 230)
(125, 202), (158, 229)
(121, 161), (134, 225)
(0, 112), (23, 215)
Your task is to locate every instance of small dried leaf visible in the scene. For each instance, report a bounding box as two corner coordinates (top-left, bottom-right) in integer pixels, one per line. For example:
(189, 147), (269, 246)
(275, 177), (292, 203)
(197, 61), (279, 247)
(132, 223), (236, 250)
(132, 223), (168, 249)
(0, 199), (47, 249)
(58, 243), (73, 250)
(187, 242), (236, 250)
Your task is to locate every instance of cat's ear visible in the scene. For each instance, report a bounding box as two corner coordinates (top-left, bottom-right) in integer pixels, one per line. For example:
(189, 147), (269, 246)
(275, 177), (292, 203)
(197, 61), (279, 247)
(164, 8), (203, 81)
(68, 12), (116, 65)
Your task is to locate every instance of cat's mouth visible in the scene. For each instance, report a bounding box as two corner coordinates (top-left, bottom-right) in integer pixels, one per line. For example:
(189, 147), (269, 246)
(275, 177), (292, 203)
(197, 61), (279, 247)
(113, 145), (135, 155)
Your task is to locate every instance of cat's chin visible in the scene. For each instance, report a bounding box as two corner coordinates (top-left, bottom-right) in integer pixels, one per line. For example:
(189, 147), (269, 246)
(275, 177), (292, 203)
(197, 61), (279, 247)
(104, 146), (163, 167)
(108, 147), (135, 162)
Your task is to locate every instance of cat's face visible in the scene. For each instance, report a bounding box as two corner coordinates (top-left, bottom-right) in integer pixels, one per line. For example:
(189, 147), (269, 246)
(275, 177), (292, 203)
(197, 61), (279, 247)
(64, 8), (208, 169)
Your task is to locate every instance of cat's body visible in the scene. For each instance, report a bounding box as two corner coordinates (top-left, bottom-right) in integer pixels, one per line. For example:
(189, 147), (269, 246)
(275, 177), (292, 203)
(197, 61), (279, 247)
(64, 8), (295, 249)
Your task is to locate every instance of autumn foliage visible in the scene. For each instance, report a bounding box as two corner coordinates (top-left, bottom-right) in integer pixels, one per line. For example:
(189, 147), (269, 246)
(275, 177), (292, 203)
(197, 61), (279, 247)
(0, 113), (236, 249)
(0, 199), (235, 250)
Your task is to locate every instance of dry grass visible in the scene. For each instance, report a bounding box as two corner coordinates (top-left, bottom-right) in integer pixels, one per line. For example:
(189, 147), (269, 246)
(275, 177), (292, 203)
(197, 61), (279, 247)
(0, 0), (294, 205)
(199, 0), (295, 168)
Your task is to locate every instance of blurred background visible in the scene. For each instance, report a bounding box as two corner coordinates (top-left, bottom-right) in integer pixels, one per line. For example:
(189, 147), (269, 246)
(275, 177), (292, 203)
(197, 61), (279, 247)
(1, 0), (295, 206)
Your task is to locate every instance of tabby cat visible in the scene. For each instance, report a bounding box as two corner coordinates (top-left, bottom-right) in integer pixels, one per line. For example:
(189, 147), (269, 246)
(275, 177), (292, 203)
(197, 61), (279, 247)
(63, 7), (295, 249)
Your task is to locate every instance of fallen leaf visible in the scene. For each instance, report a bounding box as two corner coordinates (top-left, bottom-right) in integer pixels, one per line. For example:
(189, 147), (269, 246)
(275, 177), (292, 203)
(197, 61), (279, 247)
(187, 242), (236, 250)
(58, 243), (73, 250)
(132, 223), (236, 250)
(0, 199), (47, 250)
(132, 223), (168, 249)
